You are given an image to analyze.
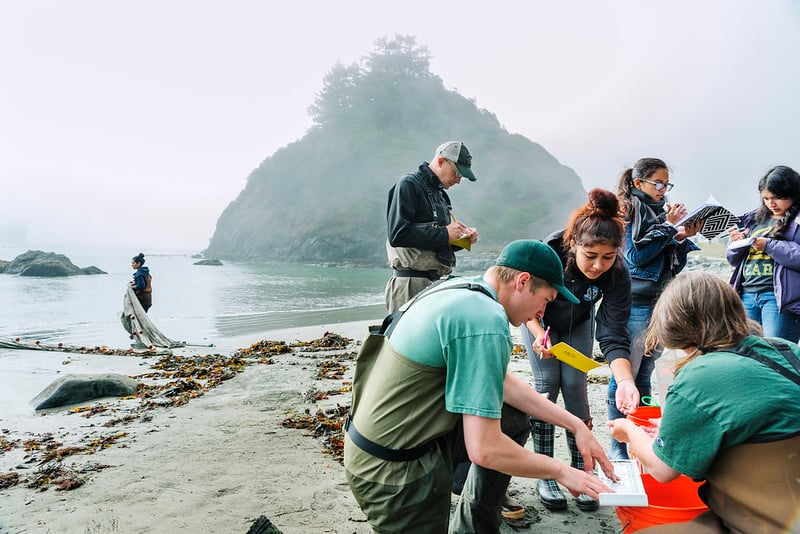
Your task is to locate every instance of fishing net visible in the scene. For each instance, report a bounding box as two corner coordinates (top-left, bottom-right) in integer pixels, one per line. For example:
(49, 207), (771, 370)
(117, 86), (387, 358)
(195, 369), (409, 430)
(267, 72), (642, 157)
(120, 286), (186, 349)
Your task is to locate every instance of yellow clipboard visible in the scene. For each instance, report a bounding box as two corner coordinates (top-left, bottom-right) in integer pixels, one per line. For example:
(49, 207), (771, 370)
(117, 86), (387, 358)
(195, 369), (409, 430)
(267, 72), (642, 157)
(549, 342), (601, 373)
(448, 211), (472, 251)
(449, 237), (472, 251)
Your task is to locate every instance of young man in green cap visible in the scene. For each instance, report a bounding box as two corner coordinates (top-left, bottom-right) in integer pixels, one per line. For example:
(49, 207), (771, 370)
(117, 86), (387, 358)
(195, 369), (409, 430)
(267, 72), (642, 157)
(345, 239), (616, 533)
(384, 141), (479, 313)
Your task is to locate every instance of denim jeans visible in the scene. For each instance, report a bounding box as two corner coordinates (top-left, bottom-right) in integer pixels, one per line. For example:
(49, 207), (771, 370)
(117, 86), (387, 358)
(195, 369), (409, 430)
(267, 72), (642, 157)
(741, 291), (800, 343)
(607, 303), (656, 459)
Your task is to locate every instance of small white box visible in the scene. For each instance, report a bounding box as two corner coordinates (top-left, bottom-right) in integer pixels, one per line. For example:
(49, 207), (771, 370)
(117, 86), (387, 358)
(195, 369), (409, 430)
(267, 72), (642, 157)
(598, 460), (648, 507)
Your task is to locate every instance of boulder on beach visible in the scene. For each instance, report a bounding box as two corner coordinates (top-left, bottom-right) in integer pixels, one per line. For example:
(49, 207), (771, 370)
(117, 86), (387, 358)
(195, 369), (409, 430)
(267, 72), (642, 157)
(193, 259), (223, 266)
(31, 373), (140, 410)
(3, 250), (106, 277)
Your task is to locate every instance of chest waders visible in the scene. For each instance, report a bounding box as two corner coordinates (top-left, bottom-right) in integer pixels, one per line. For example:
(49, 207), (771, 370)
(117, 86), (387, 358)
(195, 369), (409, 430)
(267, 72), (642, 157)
(346, 281), (493, 461)
(663, 339), (800, 534)
(697, 339), (800, 533)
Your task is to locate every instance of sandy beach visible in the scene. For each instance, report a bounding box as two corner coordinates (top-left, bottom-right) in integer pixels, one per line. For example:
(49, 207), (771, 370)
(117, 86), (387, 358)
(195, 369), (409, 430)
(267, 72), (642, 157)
(0, 320), (624, 534)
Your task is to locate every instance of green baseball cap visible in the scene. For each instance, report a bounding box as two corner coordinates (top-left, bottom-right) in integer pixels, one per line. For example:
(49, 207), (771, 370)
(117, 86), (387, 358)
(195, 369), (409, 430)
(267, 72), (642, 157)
(495, 240), (579, 304)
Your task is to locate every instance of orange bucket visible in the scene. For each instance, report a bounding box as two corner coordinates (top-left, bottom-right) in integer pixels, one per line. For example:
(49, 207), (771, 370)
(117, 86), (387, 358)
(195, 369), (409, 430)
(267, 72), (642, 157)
(617, 474), (709, 532)
(626, 405), (661, 428)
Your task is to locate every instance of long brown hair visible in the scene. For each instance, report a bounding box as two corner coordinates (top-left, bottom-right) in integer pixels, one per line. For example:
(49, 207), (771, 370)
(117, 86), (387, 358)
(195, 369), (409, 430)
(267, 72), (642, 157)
(646, 271), (751, 371)
(754, 165), (800, 238)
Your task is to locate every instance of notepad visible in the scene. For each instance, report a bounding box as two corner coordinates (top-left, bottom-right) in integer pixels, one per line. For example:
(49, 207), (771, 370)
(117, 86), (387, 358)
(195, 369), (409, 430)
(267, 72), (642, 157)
(675, 195), (740, 240)
(598, 460), (648, 507)
(727, 237), (754, 251)
(548, 342), (602, 373)
(448, 236), (472, 251)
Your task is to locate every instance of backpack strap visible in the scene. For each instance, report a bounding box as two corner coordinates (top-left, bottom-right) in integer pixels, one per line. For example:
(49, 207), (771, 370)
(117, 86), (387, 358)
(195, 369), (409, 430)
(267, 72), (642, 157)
(725, 338), (800, 387)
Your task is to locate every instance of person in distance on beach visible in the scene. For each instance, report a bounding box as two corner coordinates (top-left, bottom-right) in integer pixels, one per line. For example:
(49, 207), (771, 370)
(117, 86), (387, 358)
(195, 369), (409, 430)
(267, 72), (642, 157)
(608, 271), (800, 533)
(520, 188), (637, 513)
(727, 165), (800, 342)
(130, 253), (152, 312)
(344, 239), (616, 533)
(384, 140), (478, 313)
(608, 157), (701, 460)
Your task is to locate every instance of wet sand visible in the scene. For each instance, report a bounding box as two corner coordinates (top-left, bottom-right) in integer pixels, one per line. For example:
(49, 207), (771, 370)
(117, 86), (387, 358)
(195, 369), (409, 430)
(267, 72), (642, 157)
(0, 321), (623, 534)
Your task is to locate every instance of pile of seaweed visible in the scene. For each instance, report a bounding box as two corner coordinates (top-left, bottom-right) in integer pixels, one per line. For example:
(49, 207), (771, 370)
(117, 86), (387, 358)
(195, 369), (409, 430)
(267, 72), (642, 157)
(0, 332), (356, 492)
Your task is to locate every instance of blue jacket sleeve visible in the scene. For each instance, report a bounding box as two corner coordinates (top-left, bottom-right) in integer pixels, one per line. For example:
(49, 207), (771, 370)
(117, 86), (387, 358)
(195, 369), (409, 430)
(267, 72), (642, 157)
(765, 237), (800, 272)
(132, 271), (146, 290)
(623, 222), (680, 267)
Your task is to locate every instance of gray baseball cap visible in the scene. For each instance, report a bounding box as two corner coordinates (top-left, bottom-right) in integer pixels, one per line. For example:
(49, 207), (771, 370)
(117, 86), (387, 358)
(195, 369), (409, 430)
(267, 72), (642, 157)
(434, 141), (476, 181)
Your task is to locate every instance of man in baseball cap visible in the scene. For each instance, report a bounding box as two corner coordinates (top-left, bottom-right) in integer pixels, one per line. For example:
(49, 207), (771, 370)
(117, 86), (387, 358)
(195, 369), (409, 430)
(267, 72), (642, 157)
(384, 141), (480, 313)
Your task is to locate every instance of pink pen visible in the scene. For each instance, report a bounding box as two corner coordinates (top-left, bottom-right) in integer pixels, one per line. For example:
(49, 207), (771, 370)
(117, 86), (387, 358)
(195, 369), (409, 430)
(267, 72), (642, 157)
(542, 326), (551, 349)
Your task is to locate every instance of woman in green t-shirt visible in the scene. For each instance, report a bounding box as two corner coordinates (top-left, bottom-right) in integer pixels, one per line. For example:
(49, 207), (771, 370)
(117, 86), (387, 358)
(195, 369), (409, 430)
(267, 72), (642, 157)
(608, 271), (800, 533)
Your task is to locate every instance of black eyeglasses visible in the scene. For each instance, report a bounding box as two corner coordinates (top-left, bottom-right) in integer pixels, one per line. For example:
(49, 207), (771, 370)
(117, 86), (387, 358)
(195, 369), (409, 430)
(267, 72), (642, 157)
(448, 160), (462, 179)
(639, 179), (674, 191)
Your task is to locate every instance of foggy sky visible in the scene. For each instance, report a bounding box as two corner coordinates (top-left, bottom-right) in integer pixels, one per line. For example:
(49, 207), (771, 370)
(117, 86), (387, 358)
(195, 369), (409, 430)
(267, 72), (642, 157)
(2, 0), (799, 252)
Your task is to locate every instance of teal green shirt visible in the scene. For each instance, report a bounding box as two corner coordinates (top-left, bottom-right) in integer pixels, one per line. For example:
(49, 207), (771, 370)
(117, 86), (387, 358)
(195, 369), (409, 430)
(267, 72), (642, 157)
(389, 276), (512, 419)
(344, 276), (512, 485)
(654, 336), (800, 478)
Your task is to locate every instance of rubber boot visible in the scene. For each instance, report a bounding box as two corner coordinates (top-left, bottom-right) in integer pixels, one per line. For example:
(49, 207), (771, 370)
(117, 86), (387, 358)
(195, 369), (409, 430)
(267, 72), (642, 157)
(531, 420), (567, 511)
(567, 424), (599, 512)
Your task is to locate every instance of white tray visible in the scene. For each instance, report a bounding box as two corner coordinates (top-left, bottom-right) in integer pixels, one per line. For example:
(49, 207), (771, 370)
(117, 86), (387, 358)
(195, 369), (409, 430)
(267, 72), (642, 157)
(598, 459), (648, 507)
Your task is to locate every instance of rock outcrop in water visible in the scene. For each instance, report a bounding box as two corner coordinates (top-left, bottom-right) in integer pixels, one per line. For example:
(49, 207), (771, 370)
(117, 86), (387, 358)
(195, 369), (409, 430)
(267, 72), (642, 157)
(0, 250), (106, 277)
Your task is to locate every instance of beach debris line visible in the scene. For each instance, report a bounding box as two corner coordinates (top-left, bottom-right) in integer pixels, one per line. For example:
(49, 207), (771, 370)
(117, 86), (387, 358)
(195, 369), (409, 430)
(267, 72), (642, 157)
(0, 336), (170, 355)
(0, 332), (360, 492)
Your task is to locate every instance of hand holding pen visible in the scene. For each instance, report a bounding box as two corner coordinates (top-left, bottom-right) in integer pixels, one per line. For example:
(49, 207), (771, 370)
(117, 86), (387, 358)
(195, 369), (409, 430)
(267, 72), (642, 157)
(537, 326), (553, 359)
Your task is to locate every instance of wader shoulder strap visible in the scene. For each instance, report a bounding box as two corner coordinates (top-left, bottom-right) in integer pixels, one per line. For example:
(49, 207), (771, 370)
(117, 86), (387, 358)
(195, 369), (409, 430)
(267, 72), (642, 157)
(351, 281), (494, 461)
(380, 280), (494, 337)
(726, 339), (800, 388)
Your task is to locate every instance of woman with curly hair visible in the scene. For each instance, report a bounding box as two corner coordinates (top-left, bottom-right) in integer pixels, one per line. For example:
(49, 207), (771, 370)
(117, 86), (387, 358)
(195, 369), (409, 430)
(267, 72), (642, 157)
(521, 188), (638, 512)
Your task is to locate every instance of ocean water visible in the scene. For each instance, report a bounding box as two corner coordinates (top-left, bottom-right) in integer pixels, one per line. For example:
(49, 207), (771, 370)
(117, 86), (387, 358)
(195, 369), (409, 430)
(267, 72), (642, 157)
(0, 245), (392, 349)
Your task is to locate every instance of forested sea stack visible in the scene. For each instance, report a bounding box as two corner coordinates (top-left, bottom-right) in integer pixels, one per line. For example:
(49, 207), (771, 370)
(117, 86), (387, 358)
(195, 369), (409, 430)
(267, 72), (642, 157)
(204, 36), (585, 264)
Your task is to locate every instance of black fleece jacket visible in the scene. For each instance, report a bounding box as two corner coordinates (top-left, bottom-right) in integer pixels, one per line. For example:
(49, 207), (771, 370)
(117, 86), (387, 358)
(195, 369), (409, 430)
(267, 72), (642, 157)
(543, 230), (632, 365)
(386, 163), (457, 269)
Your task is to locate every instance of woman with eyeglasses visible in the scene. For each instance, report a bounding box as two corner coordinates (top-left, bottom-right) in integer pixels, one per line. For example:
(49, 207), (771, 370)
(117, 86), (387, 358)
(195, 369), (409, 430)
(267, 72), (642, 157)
(608, 157), (702, 459)
(727, 165), (800, 342)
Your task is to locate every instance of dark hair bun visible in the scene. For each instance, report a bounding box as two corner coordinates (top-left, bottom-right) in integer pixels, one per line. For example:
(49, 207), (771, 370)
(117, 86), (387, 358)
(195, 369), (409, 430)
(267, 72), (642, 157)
(588, 188), (619, 218)
(132, 253), (146, 263)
